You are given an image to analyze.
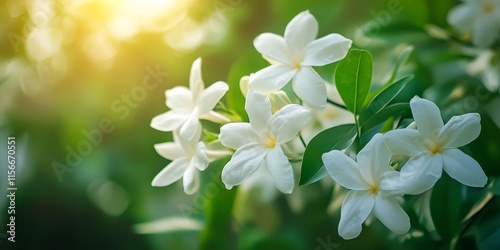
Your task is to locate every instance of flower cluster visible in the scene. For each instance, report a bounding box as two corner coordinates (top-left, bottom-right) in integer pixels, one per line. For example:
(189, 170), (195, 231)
(150, 9), (488, 241)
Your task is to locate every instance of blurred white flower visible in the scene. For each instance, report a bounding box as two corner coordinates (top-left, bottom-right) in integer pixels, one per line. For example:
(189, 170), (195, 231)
(250, 10), (352, 109)
(219, 90), (310, 193)
(151, 58), (229, 140)
(151, 129), (207, 195)
(447, 0), (500, 47)
(322, 134), (410, 240)
(384, 96), (487, 195)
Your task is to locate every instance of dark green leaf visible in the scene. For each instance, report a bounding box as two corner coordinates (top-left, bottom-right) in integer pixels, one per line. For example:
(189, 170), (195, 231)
(299, 124), (357, 186)
(431, 174), (462, 242)
(476, 199), (500, 250)
(335, 49), (373, 115)
(360, 75), (414, 125)
(361, 103), (410, 133)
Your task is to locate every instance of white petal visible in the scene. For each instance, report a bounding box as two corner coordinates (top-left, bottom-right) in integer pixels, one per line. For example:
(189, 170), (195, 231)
(268, 104), (310, 144)
(253, 33), (292, 64)
(284, 10), (318, 59)
(338, 190), (374, 240)
(179, 109), (200, 140)
(193, 142), (209, 171)
(410, 96), (444, 139)
(292, 66), (327, 109)
(302, 34), (352, 66)
(189, 58), (204, 102)
(219, 123), (257, 149)
(166, 86), (193, 110)
(246, 90), (272, 132)
(447, 4), (477, 33)
(373, 195), (410, 234)
(154, 142), (184, 160)
(199, 111), (230, 124)
(472, 16), (498, 48)
(265, 146), (295, 193)
(322, 150), (368, 190)
(384, 129), (426, 156)
(400, 152), (443, 195)
(176, 127), (201, 153)
(151, 158), (189, 187)
(357, 134), (392, 184)
(439, 113), (481, 148)
(183, 164), (200, 195)
(379, 171), (405, 197)
(250, 64), (296, 92)
(150, 110), (189, 132)
(221, 143), (268, 187)
(442, 149), (487, 187)
(197, 81), (229, 114)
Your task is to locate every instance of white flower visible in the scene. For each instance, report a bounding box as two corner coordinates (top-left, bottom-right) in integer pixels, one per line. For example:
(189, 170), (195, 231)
(384, 96), (487, 195)
(250, 10), (352, 110)
(218, 90), (310, 193)
(151, 129), (208, 195)
(151, 58), (229, 140)
(322, 134), (410, 240)
(447, 0), (500, 47)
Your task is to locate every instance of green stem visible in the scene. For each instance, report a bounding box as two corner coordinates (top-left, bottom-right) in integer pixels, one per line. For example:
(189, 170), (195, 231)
(327, 99), (349, 111)
(354, 115), (362, 152)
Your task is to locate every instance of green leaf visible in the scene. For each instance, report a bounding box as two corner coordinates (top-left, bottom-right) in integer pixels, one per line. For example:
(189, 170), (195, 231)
(387, 46), (414, 85)
(299, 124), (357, 186)
(431, 174), (462, 242)
(476, 199), (500, 250)
(335, 49), (373, 115)
(360, 75), (413, 125)
(361, 103), (410, 133)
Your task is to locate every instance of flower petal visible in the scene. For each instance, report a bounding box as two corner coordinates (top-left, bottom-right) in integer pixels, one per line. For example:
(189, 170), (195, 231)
(199, 110), (230, 124)
(373, 195), (410, 234)
(472, 16), (498, 48)
(246, 90), (272, 132)
(154, 142), (184, 160)
(151, 158), (189, 187)
(440, 113), (481, 148)
(357, 134), (392, 184)
(379, 171), (404, 197)
(265, 146), (295, 193)
(193, 142), (209, 171)
(179, 109), (200, 140)
(221, 143), (268, 187)
(322, 150), (368, 190)
(197, 81), (229, 114)
(166, 86), (192, 110)
(268, 104), (310, 144)
(150, 110), (189, 132)
(442, 149), (487, 187)
(302, 34), (352, 66)
(219, 122), (257, 149)
(284, 10), (318, 59)
(189, 58), (204, 102)
(292, 66), (327, 109)
(384, 128), (426, 156)
(400, 152), (443, 195)
(338, 190), (374, 240)
(253, 33), (292, 63)
(447, 3), (476, 33)
(410, 96), (444, 139)
(183, 164), (200, 195)
(250, 64), (296, 92)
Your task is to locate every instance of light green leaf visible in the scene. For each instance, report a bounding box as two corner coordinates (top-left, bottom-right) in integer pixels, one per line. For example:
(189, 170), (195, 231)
(387, 46), (414, 85)
(299, 124), (357, 186)
(335, 49), (373, 115)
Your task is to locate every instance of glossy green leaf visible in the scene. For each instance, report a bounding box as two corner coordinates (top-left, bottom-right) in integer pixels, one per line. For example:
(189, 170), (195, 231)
(360, 75), (414, 125)
(476, 199), (500, 250)
(335, 49), (373, 115)
(361, 103), (410, 133)
(300, 124), (357, 186)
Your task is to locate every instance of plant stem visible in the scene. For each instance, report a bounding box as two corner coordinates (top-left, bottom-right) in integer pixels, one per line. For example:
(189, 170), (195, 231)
(327, 99), (349, 111)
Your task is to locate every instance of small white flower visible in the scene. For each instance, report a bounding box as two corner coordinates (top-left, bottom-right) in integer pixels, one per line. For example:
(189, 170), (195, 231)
(384, 96), (487, 195)
(250, 10), (352, 109)
(151, 129), (208, 195)
(151, 58), (229, 140)
(322, 134), (410, 240)
(218, 90), (310, 193)
(447, 0), (500, 47)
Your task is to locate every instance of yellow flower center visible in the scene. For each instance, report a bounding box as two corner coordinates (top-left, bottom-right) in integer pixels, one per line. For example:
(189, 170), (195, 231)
(264, 136), (277, 149)
(368, 184), (379, 195)
(484, 3), (494, 14)
(293, 60), (302, 70)
(428, 140), (442, 154)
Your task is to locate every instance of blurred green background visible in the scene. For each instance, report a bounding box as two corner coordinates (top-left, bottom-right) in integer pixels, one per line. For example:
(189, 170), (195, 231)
(1, 0), (499, 249)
